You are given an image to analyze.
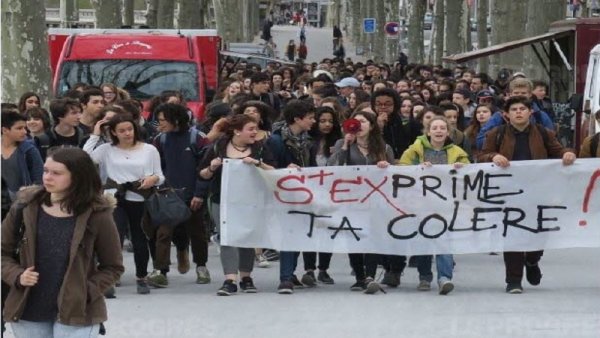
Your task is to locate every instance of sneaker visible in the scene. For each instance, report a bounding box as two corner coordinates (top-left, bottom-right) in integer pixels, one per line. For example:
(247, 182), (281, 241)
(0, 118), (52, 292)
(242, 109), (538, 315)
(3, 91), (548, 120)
(104, 286), (116, 299)
(177, 250), (190, 274)
(263, 249), (279, 261)
(217, 279), (237, 296)
(438, 280), (454, 295)
(381, 271), (400, 287)
(417, 280), (431, 291)
(136, 278), (150, 294)
(277, 280), (294, 294)
(301, 271), (316, 287)
(525, 262), (542, 286)
(291, 274), (304, 289)
(124, 238), (133, 253)
(115, 278), (121, 287)
(506, 283), (523, 294)
(255, 254), (270, 268)
(196, 266), (211, 284)
(148, 270), (168, 288)
(239, 276), (257, 293)
(317, 271), (335, 284)
(364, 277), (383, 295)
(350, 280), (366, 291)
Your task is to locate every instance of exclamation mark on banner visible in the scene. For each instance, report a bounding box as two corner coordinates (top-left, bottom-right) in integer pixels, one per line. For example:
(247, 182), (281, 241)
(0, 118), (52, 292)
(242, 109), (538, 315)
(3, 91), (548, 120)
(579, 169), (600, 227)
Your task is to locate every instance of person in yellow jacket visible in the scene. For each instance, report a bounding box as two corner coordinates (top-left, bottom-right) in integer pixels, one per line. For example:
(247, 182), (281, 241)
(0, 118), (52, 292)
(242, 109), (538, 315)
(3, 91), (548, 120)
(397, 116), (469, 295)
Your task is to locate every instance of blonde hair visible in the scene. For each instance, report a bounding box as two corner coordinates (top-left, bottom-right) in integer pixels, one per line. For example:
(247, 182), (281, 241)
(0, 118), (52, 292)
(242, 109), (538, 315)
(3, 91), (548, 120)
(508, 78), (533, 92)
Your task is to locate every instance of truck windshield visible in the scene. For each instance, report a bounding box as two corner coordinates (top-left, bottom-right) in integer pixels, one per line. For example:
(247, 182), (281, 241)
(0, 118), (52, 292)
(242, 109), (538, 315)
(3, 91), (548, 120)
(57, 60), (200, 101)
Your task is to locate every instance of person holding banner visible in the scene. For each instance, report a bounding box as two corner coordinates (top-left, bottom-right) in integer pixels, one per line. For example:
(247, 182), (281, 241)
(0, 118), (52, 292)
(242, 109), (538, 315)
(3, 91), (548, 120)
(300, 106), (343, 286)
(328, 110), (394, 294)
(399, 116), (470, 295)
(199, 115), (275, 296)
(372, 88), (421, 288)
(479, 96), (576, 294)
(267, 100), (316, 294)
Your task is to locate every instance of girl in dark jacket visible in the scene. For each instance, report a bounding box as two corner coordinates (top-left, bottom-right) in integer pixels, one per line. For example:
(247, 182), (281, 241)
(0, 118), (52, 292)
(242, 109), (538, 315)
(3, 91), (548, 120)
(1, 147), (123, 337)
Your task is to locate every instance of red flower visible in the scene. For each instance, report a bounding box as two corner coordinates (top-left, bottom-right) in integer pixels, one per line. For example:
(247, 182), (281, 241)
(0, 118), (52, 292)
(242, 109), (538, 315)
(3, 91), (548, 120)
(342, 118), (362, 134)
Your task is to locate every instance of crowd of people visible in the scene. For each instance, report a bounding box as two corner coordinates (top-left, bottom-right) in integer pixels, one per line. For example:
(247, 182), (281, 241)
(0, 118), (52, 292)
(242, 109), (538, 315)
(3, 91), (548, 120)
(2, 54), (599, 336)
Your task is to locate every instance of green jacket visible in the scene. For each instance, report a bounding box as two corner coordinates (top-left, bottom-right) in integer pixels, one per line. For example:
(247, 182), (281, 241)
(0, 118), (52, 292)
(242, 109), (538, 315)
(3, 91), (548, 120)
(398, 135), (470, 165)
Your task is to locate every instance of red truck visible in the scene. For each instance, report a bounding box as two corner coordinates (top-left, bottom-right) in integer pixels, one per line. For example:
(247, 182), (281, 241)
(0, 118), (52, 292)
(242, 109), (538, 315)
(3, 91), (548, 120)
(48, 28), (221, 120)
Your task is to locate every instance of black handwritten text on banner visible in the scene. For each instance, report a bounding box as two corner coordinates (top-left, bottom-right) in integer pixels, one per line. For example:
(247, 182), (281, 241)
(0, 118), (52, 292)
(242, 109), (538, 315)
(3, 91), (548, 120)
(220, 159), (600, 255)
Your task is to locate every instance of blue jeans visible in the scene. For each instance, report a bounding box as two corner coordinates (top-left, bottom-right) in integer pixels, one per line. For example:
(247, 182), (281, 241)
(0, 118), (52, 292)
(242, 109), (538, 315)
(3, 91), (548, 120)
(415, 254), (454, 283)
(11, 320), (99, 338)
(279, 251), (300, 282)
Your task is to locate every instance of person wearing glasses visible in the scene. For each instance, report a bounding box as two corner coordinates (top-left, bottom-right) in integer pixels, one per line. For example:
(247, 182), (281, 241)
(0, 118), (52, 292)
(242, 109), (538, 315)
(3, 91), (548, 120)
(371, 88), (422, 289)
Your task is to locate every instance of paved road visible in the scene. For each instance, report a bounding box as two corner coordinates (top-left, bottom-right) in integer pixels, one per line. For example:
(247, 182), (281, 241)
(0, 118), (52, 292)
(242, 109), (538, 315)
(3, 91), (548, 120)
(5, 245), (599, 337)
(253, 24), (367, 63)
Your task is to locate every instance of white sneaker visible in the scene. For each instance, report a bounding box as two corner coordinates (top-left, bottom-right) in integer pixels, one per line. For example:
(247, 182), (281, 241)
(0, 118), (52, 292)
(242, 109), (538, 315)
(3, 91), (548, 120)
(438, 280), (454, 295)
(256, 254), (270, 268)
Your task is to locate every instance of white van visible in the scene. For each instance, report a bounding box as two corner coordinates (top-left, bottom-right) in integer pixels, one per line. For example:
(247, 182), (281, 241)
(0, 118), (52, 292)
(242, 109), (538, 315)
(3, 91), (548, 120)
(583, 44), (600, 135)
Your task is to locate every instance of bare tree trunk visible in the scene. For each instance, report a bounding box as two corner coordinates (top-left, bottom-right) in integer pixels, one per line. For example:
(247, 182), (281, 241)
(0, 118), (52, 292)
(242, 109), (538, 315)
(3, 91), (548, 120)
(145, 0), (158, 28)
(157, 0), (175, 28)
(407, 0), (426, 64)
(524, 0), (565, 79)
(60, 0), (78, 28)
(461, 0), (471, 52)
(444, 0), (462, 62)
(384, 0), (400, 64)
(490, 0), (509, 75)
(348, 0), (361, 53)
(1, 0), (51, 102)
(477, 0), (489, 73)
(122, 0), (134, 27)
(213, 0), (244, 43)
(502, 0), (527, 72)
(91, 0), (122, 28)
(373, 0), (386, 62)
(178, 0), (206, 29)
(431, 0), (445, 65)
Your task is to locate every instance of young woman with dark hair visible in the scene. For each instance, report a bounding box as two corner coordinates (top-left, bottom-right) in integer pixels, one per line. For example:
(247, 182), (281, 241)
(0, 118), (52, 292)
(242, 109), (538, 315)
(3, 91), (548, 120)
(199, 114), (276, 296)
(17, 92), (41, 115)
(327, 110), (394, 294)
(1, 147), (123, 337)
(299, 106), (342, 285)
(83, 114), (164, 295)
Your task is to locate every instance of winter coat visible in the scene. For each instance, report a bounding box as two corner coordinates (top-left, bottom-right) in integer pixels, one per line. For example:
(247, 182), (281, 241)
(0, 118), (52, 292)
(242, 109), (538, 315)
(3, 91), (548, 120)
(398, 135), (470, 165)
(478, 123), (570, 162)
(1, 186), (124, 326)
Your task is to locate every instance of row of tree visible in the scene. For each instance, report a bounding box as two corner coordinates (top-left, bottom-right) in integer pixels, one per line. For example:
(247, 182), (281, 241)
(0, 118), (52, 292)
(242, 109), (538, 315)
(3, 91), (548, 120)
(330, 0), (566, 77)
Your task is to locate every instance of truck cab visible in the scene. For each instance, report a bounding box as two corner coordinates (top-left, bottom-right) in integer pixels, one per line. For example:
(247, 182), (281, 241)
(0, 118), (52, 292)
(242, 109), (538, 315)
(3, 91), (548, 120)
(49, 28), (221, 121)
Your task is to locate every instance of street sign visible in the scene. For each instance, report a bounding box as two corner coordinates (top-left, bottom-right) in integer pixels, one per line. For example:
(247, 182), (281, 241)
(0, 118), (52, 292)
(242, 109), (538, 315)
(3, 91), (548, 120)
(363, 18), (376, 34)
(384, 22), (400, 36)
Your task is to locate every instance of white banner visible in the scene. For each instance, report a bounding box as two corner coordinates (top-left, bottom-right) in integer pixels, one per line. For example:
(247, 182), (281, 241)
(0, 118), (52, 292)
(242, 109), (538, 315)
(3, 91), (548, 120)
(220, 159), (600, 255)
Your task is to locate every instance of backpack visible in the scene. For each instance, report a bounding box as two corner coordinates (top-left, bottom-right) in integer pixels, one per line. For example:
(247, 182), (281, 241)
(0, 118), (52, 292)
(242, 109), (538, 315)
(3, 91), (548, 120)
(157, 127), (207, 159)
(590, 133), (600, 157)
(36, 127), (85, 149)
(495, 123), (550, 150)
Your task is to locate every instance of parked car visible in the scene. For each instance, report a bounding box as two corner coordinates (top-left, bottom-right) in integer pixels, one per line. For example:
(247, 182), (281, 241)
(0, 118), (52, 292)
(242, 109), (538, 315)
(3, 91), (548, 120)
(424, 13), (432, 30)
